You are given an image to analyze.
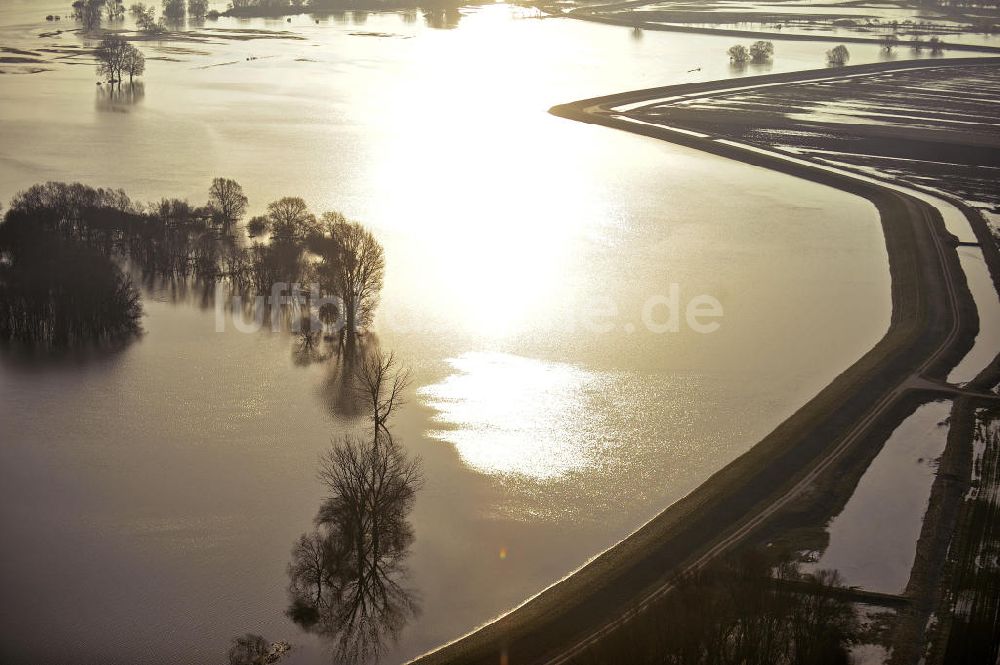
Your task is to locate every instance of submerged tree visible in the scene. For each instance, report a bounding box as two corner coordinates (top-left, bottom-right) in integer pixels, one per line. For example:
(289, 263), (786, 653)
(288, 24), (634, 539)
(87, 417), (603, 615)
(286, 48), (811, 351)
(161, 0), (186, 20)
(354, 348), (410, 432)
(749, 40), (774, 63)
(826, 44), (850, 66)
(208, 178), (249, 229)
(0, 184), (144, 345)
(727, 44), (748, 64)
(315, 213), (385, 345)
(288, 353), (421, 664)
(188, 0), (209, 18)
(130, 2), (166, 33)
(880, 33), (899, 52)
(106, 0), (126, 20)
(96, 36), (144, 84)
(123, 43), (145, 83)
(245, 215), (269, 238)
(266, 197), (319, 244)
(73, 0), (105, 31)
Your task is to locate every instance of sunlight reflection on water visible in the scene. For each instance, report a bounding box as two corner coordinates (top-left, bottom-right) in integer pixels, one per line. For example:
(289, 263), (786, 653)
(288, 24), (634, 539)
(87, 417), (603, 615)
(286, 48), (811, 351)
(420, 352), (615, 480)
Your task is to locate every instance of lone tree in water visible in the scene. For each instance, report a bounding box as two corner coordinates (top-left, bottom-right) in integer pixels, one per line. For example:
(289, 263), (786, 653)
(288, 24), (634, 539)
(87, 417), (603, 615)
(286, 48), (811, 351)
(880, 33), (899, 52)
(826, 44), (850, 66)
(749, 40), (774, 63)
(728, 44), (748, 64)
(208, 178), (248, 228)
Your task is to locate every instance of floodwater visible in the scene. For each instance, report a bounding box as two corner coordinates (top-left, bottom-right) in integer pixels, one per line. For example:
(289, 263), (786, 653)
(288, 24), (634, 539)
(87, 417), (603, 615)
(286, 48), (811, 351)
(0, 2), (898, 663)
(949, 246), (1000, 385)
(807, 400), (952, 595)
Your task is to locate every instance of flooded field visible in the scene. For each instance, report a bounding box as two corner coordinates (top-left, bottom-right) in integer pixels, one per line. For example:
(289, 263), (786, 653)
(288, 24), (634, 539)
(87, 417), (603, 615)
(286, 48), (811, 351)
(0, 2), (916, 663)
(932, 408), (1000, 663)
(563, 0), (1000, 49)
(806, 401), (952, 594)
(622, 62), (1000, 388)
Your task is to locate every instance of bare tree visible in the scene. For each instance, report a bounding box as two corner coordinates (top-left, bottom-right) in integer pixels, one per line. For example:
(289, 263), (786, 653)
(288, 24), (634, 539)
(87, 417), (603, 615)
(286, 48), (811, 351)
(354, 349), (410, 433)
(287, 531), (332, 612)
(95, 35), (128, 83)
(307, 431), (422, 663)
(208, 178), (248, 228)
(266, 197), (318, 244)
(287, 351), (421, 662)
(123, 43), (145, 83)
(321, 214), (385, 341)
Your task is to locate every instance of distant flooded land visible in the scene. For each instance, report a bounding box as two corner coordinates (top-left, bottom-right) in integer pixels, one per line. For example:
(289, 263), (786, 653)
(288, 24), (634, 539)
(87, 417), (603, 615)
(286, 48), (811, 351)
(0, 1), (998, 664)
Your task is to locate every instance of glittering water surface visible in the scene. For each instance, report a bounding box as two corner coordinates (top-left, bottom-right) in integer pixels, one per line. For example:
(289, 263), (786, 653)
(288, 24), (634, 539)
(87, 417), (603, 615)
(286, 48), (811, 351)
(0, 2), (895, 663)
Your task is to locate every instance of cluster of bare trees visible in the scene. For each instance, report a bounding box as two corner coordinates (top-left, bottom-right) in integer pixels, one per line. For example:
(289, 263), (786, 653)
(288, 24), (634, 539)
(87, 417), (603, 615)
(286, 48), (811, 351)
(74, 0), (212, 32)
(287, 351), (422, 664)
(0, 178), (388, 350)
(877, 33), (945, 53)
(95, 35), (145, 83)
(0, 183), (144, 345)
(240, 196), (386, 346)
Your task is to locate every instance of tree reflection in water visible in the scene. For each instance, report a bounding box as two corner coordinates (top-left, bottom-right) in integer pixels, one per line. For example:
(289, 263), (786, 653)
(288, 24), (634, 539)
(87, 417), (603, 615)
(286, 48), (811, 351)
(288, 350), (422, 664)
(95, 81), (145, 112)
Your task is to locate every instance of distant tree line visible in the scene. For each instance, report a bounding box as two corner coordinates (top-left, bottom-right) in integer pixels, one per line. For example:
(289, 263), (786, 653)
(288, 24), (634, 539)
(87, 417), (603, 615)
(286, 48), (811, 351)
(223, 0), (465, 17)
(72, 0), (210, 32)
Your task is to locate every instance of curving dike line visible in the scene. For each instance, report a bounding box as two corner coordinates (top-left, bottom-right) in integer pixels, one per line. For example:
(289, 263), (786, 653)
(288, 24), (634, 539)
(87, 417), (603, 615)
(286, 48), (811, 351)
(409, 58), (996, 665)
